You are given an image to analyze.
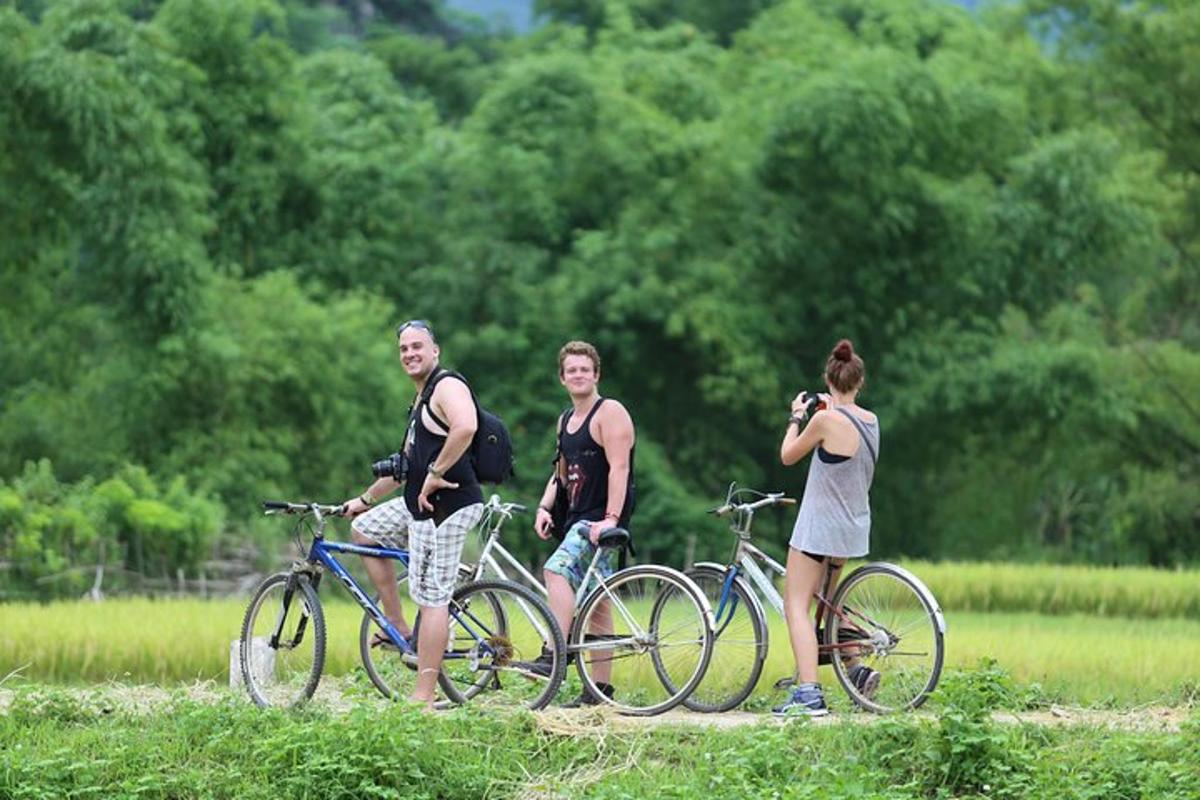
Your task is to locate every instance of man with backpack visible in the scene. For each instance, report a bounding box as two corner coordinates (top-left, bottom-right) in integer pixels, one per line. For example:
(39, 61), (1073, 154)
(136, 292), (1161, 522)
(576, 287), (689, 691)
(531, 340), (636, 705)
(341, 320), (487, 710)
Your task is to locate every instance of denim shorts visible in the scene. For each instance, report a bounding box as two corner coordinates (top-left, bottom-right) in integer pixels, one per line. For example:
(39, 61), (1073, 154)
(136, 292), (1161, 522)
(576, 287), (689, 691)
(543, 521), (619, 596)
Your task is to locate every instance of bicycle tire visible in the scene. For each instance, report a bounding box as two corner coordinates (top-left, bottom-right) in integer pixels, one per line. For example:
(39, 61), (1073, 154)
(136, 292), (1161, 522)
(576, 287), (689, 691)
(826, 563), (944, 713)
(679, 565), (769, 712)
(240, 571), (326, 708)
(438, 579), (566, 710)
(572, 565), (713, 716)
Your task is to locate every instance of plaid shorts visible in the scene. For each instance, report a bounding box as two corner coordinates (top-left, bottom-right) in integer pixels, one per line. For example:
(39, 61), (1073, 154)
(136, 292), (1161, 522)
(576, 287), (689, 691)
(351, 498), (484, 607)
(544, 521), (619, 596)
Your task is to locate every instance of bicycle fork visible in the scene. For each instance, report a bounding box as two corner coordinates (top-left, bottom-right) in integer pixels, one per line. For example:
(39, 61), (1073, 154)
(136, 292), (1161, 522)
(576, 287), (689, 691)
(269, 568), (320, 650)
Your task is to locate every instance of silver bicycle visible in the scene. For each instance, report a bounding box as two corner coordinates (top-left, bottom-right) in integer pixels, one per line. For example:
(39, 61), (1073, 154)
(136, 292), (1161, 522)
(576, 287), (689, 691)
(681, 483), (946, 713)
(458, 494), (716, 716)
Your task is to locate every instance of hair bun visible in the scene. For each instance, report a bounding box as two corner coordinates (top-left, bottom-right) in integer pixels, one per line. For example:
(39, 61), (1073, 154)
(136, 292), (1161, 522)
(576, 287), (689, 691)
(832, 339), (855, 362)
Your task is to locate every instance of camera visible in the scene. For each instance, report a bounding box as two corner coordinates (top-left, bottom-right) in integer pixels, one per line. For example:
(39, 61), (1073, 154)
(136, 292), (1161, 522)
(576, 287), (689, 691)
(802, 391), (826, 416)
(371, 452), (408, 481)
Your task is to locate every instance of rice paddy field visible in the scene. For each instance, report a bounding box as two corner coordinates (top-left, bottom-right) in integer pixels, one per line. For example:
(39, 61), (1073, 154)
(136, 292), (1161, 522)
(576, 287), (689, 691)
(1, 561), (1197, 708)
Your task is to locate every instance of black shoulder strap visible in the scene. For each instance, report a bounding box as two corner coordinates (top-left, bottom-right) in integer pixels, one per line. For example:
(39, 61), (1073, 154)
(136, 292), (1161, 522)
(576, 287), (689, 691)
(552, 407), (571, 466)
(581, 396), (606, 430)
(409, 367), (458, 430)
(836, 408), (877, 464)
(409, 367), (445, 411)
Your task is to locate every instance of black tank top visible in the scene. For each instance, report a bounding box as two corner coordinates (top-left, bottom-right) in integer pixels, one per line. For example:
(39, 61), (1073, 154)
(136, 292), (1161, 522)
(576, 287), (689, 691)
(559, 397), (635, 532)
(403, 370), (483, 523)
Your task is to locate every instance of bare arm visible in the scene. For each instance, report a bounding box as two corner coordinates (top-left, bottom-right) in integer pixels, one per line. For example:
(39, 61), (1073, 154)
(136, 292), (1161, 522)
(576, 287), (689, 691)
(590, 401), (635, 542)
(427, 378), (478, 475)
(342, 476), (401, 517)
(781, 409), (828, 466)
(533, 472), (558, 540)
(534, 418), (569, 539)
(418, 378), (477, 512)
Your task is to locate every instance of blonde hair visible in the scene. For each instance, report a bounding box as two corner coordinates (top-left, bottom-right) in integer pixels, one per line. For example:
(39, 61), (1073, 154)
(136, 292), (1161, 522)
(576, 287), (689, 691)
(558, 341), (601, 376)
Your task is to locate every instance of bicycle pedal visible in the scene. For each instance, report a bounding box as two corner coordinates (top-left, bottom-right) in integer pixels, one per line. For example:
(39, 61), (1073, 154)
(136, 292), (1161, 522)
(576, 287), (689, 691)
(773, 675), (796, 690)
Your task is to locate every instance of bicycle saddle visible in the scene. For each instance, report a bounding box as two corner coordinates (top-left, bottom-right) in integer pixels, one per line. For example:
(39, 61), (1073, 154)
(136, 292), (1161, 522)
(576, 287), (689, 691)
(596, 527), (630, 549)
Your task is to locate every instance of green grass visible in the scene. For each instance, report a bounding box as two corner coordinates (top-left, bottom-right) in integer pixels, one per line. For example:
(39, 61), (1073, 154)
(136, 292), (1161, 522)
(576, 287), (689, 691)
(2, 686), (1198, 799)
(753, 611), (1200, 709)
(2, 595), (1198, 707)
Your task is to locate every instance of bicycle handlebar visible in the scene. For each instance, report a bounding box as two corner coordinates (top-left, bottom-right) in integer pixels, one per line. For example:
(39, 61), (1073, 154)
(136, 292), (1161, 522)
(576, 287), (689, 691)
(484, 494), (527, 516)
(709, 493), (796, 517)
(261, 501), (346, 516)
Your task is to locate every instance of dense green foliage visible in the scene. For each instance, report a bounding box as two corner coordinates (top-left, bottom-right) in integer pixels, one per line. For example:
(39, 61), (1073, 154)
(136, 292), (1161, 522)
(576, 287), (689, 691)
(1, 0), (1197, 596)
(1, 673), (1198, 799)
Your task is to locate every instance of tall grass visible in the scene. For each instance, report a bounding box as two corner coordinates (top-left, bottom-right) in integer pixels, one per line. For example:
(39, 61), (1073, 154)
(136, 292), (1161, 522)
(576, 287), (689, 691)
(0, 597), (366, 685)
(3, 597), (1198, 706)
(900, 561), (1200, 619)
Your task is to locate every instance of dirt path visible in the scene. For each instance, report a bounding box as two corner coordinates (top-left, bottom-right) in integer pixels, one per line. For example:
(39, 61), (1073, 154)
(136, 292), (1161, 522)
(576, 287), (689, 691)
(1, 683), (1189, 733)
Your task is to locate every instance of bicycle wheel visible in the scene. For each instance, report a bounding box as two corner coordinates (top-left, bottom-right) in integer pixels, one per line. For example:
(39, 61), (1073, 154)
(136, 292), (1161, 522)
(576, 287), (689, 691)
(438, 579), (566, 710)
(678, 565), (769, 712)
(240, 572), (326, 708)
(826, 563), (944, 713)
(573, 565), (713, 716)
(359, 563), (419, 701)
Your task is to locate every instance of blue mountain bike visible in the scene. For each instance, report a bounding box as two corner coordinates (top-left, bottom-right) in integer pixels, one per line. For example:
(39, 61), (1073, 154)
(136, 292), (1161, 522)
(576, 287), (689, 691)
(238, 501), (566, 710)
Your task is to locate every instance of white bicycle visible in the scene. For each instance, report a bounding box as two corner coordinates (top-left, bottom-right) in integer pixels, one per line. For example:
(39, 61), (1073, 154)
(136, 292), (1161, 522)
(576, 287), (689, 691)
(457, 495), (716, 716)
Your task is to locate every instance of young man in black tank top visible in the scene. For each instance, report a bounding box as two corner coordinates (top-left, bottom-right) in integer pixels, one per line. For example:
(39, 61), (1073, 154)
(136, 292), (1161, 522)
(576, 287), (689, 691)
(340, 321), (485, 710)
(532, 341), (636, 705)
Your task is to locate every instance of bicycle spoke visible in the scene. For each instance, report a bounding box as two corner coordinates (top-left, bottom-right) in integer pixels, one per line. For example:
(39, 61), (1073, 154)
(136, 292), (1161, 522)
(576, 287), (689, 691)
(829, 567), (943, 713)
(240, 574), (325, 708)
(681, 567), (767, 713)
(574, 567), (712, 716)
(438, 580), (565, 711)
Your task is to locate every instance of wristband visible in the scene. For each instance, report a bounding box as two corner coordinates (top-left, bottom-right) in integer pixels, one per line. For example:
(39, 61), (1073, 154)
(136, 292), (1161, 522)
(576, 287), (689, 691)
(788, 415), (805, 428)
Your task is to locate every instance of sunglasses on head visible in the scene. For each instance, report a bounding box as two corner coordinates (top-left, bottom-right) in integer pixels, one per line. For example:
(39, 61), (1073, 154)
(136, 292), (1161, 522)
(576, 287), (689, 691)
(396, 319), (434, 339)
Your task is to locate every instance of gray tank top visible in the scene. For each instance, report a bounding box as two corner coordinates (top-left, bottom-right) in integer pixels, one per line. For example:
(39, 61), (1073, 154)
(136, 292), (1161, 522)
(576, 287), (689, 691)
(789, 408), (880, 558)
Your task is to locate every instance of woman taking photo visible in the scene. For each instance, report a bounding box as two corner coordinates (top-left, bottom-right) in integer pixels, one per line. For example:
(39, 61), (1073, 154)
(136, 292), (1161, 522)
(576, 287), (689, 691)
(775, 339), (880, 717)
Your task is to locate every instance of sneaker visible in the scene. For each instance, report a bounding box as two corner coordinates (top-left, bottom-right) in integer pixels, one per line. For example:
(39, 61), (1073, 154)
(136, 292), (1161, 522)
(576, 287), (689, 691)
(848, 665), (881, 700)
(563, 682), (614, 708)
(772, 683), (829, 718)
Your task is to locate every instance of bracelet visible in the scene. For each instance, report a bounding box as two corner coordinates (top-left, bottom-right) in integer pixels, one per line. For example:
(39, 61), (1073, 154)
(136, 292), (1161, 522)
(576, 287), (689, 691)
(604, 512), (621, 521)
(428, 466), (443, 479)
(788, 415), (805, 428)
(359, 494), (376, 507)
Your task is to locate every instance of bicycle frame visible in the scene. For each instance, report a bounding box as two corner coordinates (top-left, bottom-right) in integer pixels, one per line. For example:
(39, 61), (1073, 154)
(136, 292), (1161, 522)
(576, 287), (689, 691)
(266, 503), (506, 665)
(303, 538), (414, 655)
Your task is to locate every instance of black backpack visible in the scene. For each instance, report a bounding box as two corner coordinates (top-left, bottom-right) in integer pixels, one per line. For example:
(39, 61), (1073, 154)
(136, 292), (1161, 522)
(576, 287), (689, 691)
(418, 369), (515, 485)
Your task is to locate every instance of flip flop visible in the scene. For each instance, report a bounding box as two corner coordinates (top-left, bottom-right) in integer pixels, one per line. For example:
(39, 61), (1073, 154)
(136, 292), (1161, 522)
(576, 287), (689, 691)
(371, 629), (418, 652)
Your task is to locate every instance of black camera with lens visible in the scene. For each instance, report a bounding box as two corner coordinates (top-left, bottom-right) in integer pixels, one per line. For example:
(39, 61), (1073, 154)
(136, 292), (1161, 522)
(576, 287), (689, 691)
(371, 451), (408, 481)
(802, 391), (826, 416)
